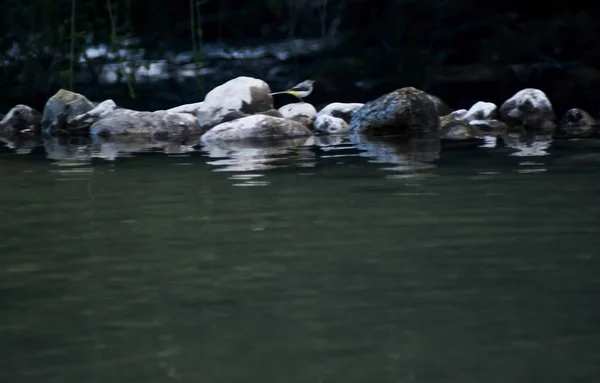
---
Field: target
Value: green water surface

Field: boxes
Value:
[1,134,600,382]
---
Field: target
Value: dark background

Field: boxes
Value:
[2,0,600,114]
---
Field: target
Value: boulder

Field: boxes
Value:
[41,89,95,132]
[499,88,557,132]
[557,108,597,138]
[463,101,497,121]
[278,102,317,127]
[68,100,117,132]
[200,115,311,142]
[426,94,454,116]
[317,102,364,123]
[167,102,204,114]
[257,109,284,118]
[314,114,349,134]
[195,76,274,129]
[439,113,481,141]
[90,109,204,138]
[349,87,438,136]
[0,105,41,135]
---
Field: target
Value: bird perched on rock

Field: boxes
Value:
[269,80,315,101]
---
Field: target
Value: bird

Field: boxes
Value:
[269,80,315,101]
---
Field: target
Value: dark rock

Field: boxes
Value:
[349,87,438,137]
[0,105,41,135]
[557,108,597,138]
[41,89,95,132]
[426,94,454,116]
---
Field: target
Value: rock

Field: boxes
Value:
[68,100,117,131]
[0,105,41,135]
[90,109,204,138]
[278,102,317,127]
[41,89,95,132]
[257,109,284,118]
[204,76,273,114]
[349,87,438,136]
[317,102,364,123]
[314,115,349,134]
[167,102,204,114]
[191,76,275,130]
[468,119,508,136]
[426,94,453,116]
[499,88,557,132]
[557,108,597,138]
[196,108,248,130]
[439,115,480,141]
[463,101,497,121]
[200,115,311,142]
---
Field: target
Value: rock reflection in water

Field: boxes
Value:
[200,137,312,174]
[40,135,200,163]
[501,131,553,157]
[0,134,42,155]
[350,131,440,172]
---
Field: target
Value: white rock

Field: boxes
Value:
[314,115,349,134]
[447,109,468,119]
[200,114,311,142]
[167,102,205,114]
[499,88,556,132]
[278,102,317,127]
[317,102,364,123]
[203,76,273,113]
[464,101,497,121]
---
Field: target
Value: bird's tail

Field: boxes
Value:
[269,91,288,96]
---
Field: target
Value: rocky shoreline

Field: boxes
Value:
[1,76,598,162]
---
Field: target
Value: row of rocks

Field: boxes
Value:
[0,76,598,146]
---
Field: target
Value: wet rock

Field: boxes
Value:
[499,88,557,132]
[317,102,364,123]
[557,108,597,138]
[68,100,117,132]
[314,115,349,134]
[463,101,497,121]
[439,114,481,141]
[0,105,41,135]
[349,87,438,136]
[90,109,204,138]
[200,114,311,142]
[278,102,317,127]
[41,89,95,132]
[194,76,274,130]
[426,94,453,116]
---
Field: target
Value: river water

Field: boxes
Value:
[1,134,600,382]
